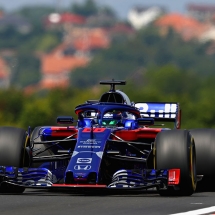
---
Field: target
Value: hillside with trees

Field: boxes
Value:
[70,27,215,88]
[0,0,214,129]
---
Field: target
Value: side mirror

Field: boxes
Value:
[57,116,74,124]
[137,118,154,126]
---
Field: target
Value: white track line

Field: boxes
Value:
[169,206,215,215]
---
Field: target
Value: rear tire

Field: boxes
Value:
[190,129,215,191]
[190,129,215,176]
[155,130,196,196]
[0,127,27,167]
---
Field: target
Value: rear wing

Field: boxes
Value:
[135,102,181,129]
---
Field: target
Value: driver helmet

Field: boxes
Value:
[102,110,122,126]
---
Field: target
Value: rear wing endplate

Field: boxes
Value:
[135,102,181,129]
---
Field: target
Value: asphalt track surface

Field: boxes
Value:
[1,185,215,215]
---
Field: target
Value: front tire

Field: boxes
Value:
[0,126,28,193]
[155,130,196,196]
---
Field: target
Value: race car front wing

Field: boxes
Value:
[0,166,180,192]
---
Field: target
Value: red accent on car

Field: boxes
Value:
[177,109,181,129]
[52,184,107,188]
[50,127,77,137]
[82,128,106,133]
[51,126,76,130]
[168,169,180,185]
[114,128,162,141]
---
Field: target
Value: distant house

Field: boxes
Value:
[44,12,86,29]
[155,13,210,41]
[39,26,111,89]
[40,48,89,89]
[71,27,110,52]
[187,4,215,23]
[0,57,10,89]
[128,6,166,30]
[199,27,215,42]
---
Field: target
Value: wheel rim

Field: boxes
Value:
[190,137,197,191]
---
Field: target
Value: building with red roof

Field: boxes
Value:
[187,4,215,22]
[155,13,210,41]
[40,52,89,89]
[44,12,86,29]
[72,28,110,51]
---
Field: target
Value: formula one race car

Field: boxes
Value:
[0,80,197,196]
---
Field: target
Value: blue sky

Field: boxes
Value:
[0,0,215,19]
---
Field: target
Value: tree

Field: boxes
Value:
[70,0,98,17]
[10,54,41,88]
[16,6,55,28]
[0,89,25,126]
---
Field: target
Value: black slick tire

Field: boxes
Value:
[0,126,27,193]
[190,129,215,191]
[190,129,215,176]
[155,129,196,196]
[0,127,27,167]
